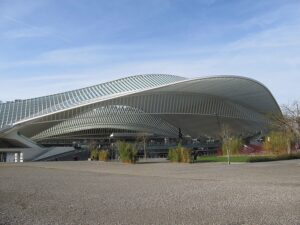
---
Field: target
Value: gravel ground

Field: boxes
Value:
[0,160,300,225]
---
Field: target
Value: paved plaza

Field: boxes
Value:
[0,160,300,225]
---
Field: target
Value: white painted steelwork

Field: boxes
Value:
[0,74,281,145]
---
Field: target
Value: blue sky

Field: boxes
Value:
[0,0,299,104]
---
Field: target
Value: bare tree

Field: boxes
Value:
[88,139,98,151]
[136,133,148,159]
[268,101,300,153]
[220,124,232,165]
[282,101,300,136]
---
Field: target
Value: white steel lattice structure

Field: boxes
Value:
[0,74,281,161]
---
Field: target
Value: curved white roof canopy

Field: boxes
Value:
[0,74,281,139]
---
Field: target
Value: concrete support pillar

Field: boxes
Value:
[14,153,18,162]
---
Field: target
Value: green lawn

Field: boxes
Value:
[196,155,250,163]
[196,153,300,163]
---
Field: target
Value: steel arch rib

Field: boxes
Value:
[0,74,281,139]
[12,75,280,125]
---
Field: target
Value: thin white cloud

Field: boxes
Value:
[0,45,107,68]
[238,2,300,29]
[3,27,51,39]
[1,15,71,43]
[227,24,300,50]
[0,0,47,20]
[0,1,299,104]
[1,20,300,103]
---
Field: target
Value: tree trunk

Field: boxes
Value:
[287,139,291,154]
[226,146,231,165]
[143,137,147,159]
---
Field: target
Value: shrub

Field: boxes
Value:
[222,137,244,155]
[117,141,138,163]
[90,149,99,160]
[263,131,293,155]
[168,144,191,163]
[181,147,192,163]
[168,148,181,162]
[99,150,110,161]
